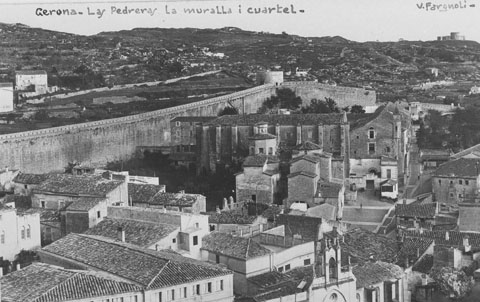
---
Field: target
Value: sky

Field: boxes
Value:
[0,0,478,42]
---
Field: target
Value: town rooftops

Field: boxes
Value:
[128,183,165,204]
[434,158,480,178]
[395,203,437,219]
[40,233,231,289]
[306,204,337,221]
[3,194,32,208]
[292,141,322,152]
[341,228,400,264]
[287,171,317,179]
[451,143,480,160]
[276,214,321,242]
[13,172,50,185]
[34,174,123,197]
[84,217,179,247]
[202,232,271,260]
[403,229,480,249]
[290,153,324,164]
[419,149,451,162]
[247,265,314,301]
[208,209,258,224]
[148,191,202,207]
[15,70,47,76]
[348,105,385,130]
[0,262,141,302]
[352,261,404,289]
[397,237,434,268]
[207,113,345,126]
[243,155,279,167]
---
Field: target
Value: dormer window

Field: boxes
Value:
[368,127,375,139]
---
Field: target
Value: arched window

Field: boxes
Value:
[21,226,26,239]
[368,127,375,139]
[329,257,337,279]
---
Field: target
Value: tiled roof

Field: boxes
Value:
[243,155,279,167]
[403,229,480,249]
[247,265,314,301]
[38,209,61,223]
[202,232,271,260]
[276,214,321,242]
[65,197,105,211]
[292,141,322,151]
[412,254,434,274]
[420,149,451,162]
[397,237,434,268]
[148,192,200,207]
[84,217,179,247]
[16,70,47,75]
[207,113,344,126]
[128,183,165,204]
[0,262,141,302]
[287,171,317,178]
[433,158,480,178]
[451,143,480,159]
[171,116,216,123]
[34,174,123,197]
[316,182,342,198]
[41,233,231,289]
[352,261,404,289]
[13,173,50,184]
[341,228,400,264]
[208,209,257,224]
[395,203,437,219]
[290,153,322,164]
[0,83,13,88]
[381,179,397,186]
[348,105,385,130]
[249,133,277,140]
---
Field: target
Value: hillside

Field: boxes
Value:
[1,23,480,102]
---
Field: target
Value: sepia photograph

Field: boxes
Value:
[0,0,479,301]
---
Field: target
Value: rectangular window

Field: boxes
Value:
[207,282,212,293]
[278,266,284,272]
[459,180,463,185]
[251,194,256,202]
[1,233,5,244]
[220,280,224,291]
[387,169,392,179]
[193,235,198,246]
[171,289,175,300]
[97,211,101,218]
[41,201,46,208]
[216,254,220,263]
[304,259,311,265]
[285,264,291,271]
[134,296,138,302]
[27,227,31,238]
[368,143,375,154]
[369,130,375,139]
[268,147,273,155]
[159,292,162,302]
[183,287,187,298]
[259,148,264,154]
[439,179,442,185]
[21,229,25,239]
[466,180,470,185]
[196,284,201,295]
[172,238,176,244]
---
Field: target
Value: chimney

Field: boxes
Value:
[416,248,420,258]
[16,263,21,271]
[117,227,125,242]
[445,231,450,241]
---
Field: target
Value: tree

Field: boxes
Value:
[218,106,239,116]
[301,97,340,114]
[351,104,366,114]
[431,266,474,301]
[257,88,302,113]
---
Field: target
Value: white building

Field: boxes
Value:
[0,204,41,261]
[0,83,14,112]
[15,70,48,95]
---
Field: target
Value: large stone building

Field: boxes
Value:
[0,83,14,112]
[195,113,350,175]
[432,158,480,205]
[15,70,48,94]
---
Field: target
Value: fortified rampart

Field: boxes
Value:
[282,82,376,108]
[0,82,376,173]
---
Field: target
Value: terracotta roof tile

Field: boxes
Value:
[128,183,165,204]
[316,182,342,198]
[395,203,437,219]
[397,237,434,268]
[65,197,105,211]
[13,173,50,185]
[352,261,404,289]
[202,232,271,260]
[403,229,480,249]
[41,233,231,289]
[84,217,179,247]
[243,155,279,167]
[249,133,277,140]
[276,214,321,242]
[434,158,480,178]
[148,192,201,207]
[0,262,141,302]
[34,174,123,197]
